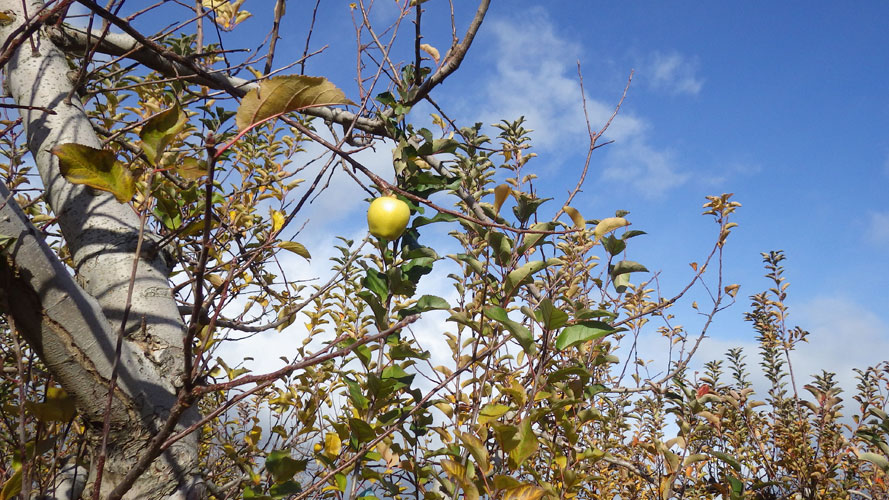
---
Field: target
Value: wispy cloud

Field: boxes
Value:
[866,211,889,246]
[643,51,704,96]
[600,140,689,198]
[470,9,687,198]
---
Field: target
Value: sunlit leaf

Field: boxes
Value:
[563,205,585,230]
[457,431,491,474]
[485,306,535,354]
[593,217,628,240]
[324,432,342,458]
[53,143,135,203]
[610,260,648,278]
[502,484,545,500]
[494,184,511,214]
[555,321,616,350]
[140,104,187,165]
[270,209,286,233]
[505,258,563,296]
[236,75,354,131]
[0,469,21,500]
[176,157,207,180]
[278,241,311,260]
[536,299,568,330]
[508,418,538,468]
[25,386,76,422]
[858,451,889,473]
[478,403,510,424]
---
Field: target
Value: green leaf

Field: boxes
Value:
[727,475,744,500]
[516,222,556,256]
[555,321,616,350]
[613,272,631,294]
[412,211,457,228]
[277,241,311,260]
[140,103,187,165]
[269,481,302,497]
[334,473,347,492]
[601,235,625,256]
[485,306,535,354]
[492,424,520,453]
[478,403,510,424]
[363,269,388,300]
[236,75,354,131]
[175,157,207,180]
[381,365,414,390]
[399,294,450,318]
[53,143,135,203]
[610,260,649,277]
[508,418,538,468]
[487,231,513,266]
[505,258,563,296]
[266,450,305,483]
[512,193,551,224]
[344,376,369,410]
[357,291,388,331]
[450,253,486,276]
[536,299,568,330]
[712,451,742,472]
[349,418,377,444]
[859,451,889,473]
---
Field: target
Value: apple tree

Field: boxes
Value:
[1,1,888,500]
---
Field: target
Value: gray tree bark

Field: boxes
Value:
[0,1,201,497]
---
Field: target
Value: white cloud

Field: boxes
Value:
[792,297,889,392]
[600,140,689,198]
[643,51,704,96]
[866,211,889,246]
[469,9,687,198]
[636,296,889,409]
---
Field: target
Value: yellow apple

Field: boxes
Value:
[367,195,410,240]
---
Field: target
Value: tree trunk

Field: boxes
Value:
[0,1,201,497]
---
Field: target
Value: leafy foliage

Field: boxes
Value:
[0,2,886,499]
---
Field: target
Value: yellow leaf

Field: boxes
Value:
[25,386,76,422]
[563,205,585,230]
[270,209,285,233]
[593,217,628,240]
[176,157,207,180]
[277,241,311,260]
[440,458,466,480]
[420,43,440,64]
[207,274,225,288]
[493,184,511,214]
[0,11,15,27]
[236,75,354,131]
[324,432,342,458]
[0,469,22,500]
[53,143,135,203]
[245,425,262,447]
[503,484,546,500]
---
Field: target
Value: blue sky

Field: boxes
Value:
[129,1,889,392]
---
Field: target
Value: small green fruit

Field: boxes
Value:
[367,195,410,240]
